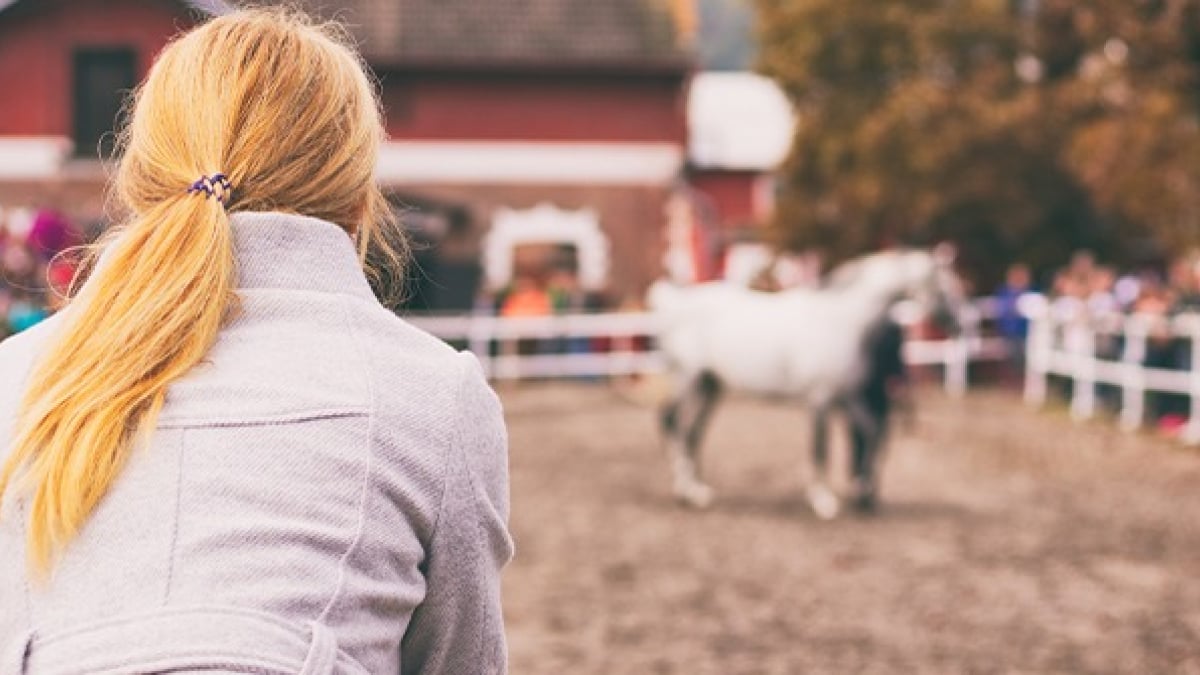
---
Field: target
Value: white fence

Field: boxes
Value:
[406,299,1009,395]
[408,312,663,381]
[410,294,1200,442]
[1023,300,1200,443]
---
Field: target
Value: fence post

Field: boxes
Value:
[494,317,522,381]
[1023,302,1050,407]
[552,314,568,379]
[1181,315,1200,445]
[609,314,634,380]
[1119,314,1147,432]
[468,314,494,379]
[944,305,977,397]
[1068,320,1097,421]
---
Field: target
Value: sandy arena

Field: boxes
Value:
[499,382,1200,674]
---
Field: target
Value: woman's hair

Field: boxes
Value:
[0,7,404,574]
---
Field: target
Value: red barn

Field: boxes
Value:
[0,0,225,218]
[0,0,694,309]
[301,0,694,309]
[682,71,794,284]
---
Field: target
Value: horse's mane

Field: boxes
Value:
[823,249,918,291]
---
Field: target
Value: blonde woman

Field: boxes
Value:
[0,9,512,674]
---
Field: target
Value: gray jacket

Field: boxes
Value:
[0,212,513,674]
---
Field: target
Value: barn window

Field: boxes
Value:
[72,48,136,159]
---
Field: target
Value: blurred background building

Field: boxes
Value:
[6,0,1200,327]
[0,0,791,316]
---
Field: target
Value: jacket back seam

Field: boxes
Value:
[316,297,378,624]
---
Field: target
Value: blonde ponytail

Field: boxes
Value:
[3,195,234,573]
[0,7,400,574]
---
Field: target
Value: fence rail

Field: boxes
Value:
[411,294,1200,443]
[408,312,663,381]
[406,299,1009,395]
[1023,301,1200,443]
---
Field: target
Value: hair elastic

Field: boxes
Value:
[187,173,232,205]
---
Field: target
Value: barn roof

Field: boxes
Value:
[0,0,232,17]
[291,0,692,72]
[0,0,689,72]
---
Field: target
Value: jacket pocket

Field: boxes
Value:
[166,415,372,617]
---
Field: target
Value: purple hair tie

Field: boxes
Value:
[187,173,232,205]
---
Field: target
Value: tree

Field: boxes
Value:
[1051,0,1200,253]
[757,0,1200,287]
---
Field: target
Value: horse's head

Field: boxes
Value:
[828,244,967,335]
[906,243,967,336]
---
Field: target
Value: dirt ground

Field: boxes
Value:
[498,381,1200,674]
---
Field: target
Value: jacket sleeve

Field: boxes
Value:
[401,353,514,675]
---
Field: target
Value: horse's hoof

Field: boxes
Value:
[850,481,878,514]
[675,483,715,509]
[807,485,840,520]
[852,493,878,514]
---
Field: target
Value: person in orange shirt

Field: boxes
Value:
[500,276,551,318]
[499,276,551,359]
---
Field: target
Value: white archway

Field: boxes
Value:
[483,203,610,291]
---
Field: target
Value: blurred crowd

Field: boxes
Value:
[1047,250,1200,322]
[8,206,1200,431]
[994,249,1200,434]
[0,206,81,340]
[993,250,1200,342]
[486,263,635,359]
[493,267,601,319]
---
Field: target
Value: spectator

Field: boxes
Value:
[0,204,82,340]
[547,266,592,361]
[1067,249,1097,289]
[27,203,79,263]
[1086,266,1119,318]
[0,11,512,671]
[547,266,584,314]
[1169,253,1200,315]
[6,289,48,333]
[499,275,551,357]
[1084,266,1122,409]
[500,275,551,318]
[1113,272,1141,312]
[1049,270,1085,323]
[1132,274,1187,433]
[994,262,1033,370]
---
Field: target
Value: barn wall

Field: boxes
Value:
[0,0,195,136]
[689,169,763,229]
[393,182,671,303]
[0,2,688,307]
[381,71,688,145]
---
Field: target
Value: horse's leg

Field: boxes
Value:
[681,372,723,502]
[846,394,883,513]
[659,391,680,441]
[666,373,717,508]
[686,371,722,454]
[806,403,840,520]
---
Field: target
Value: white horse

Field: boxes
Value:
[648,246,965,518]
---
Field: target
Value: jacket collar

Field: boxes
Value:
[230,211,376,301]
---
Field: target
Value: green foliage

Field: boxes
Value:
[758,0,1200,287]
